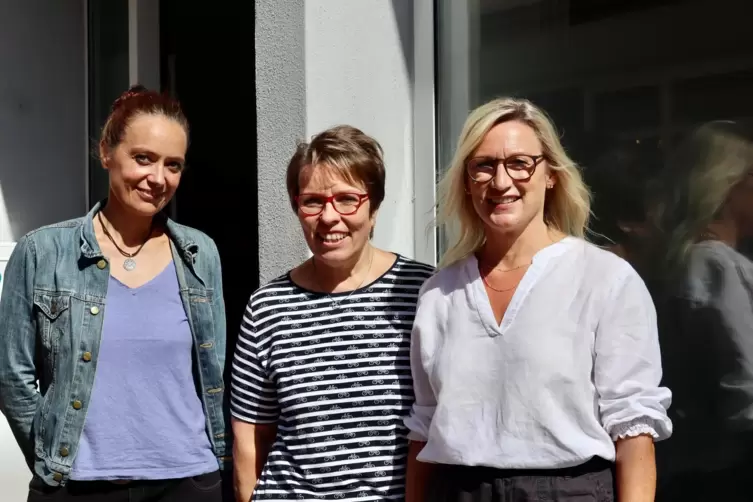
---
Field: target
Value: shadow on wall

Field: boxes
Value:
[0,1,87,242]
[390,0,414,83]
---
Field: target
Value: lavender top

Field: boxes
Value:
[70,260,218,480]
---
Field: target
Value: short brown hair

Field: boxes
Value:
[286,125,386,214]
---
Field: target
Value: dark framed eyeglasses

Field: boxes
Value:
[466,154,545,183]
[295,192,370,216]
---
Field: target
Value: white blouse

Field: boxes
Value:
[404,237,672,469]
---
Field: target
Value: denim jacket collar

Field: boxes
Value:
[79,200,201,276]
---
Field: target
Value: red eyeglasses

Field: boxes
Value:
[295,193,370,216]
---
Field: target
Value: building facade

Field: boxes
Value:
[2,0,753,499]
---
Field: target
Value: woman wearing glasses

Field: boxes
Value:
[230,125,434,501]
[404,98,672,502]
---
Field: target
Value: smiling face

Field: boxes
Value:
[466,120,554,236]
[101,113,187,217]
[296,164,376,267]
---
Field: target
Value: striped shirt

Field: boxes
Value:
[231,255,434,501]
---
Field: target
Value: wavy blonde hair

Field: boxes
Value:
[652,120,753,276]
[437,97,591,268]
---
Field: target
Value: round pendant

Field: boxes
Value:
[123,258,137,271]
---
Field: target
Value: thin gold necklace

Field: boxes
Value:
[479,262,531,274]
[478,259,531,293]
[311,248,375,310]
[481,270,525,293]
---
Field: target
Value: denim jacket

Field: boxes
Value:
[0,201,231,487]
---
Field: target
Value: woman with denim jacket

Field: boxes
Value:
[0,86,231,501]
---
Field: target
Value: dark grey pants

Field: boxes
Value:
[427,457,615,502]
[27,471,232,502]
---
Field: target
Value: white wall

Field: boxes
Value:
[0,241,24,502]
[253,0,437,277]
[304,0,435,264]
[0,1,86,499]
[0,1,87,243]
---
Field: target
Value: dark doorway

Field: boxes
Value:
[160,0,258,369]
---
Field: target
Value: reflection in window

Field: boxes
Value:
[437,0,753,499]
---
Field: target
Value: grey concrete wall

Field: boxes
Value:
[0,0,87,243]
[255,0,310,284]
[304,0,418,260]
[0,2,86,496]
[256,0,437,277]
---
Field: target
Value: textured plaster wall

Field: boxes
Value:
[255,0,310,284]
[305,0,416,259]
[256,0,424,282]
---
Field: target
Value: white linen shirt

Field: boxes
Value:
[404,237,672,469]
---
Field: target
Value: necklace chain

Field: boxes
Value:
[478,261,530,293]
[312,248,375,309]
[479,261,530,274]
[97,211,153,271]
[481,274,521,293]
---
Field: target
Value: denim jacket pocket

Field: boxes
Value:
[32,291,72,444]
[33,292,71,357]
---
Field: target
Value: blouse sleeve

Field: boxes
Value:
[681,245,753,431]
[229,298,280,424]
[404,282,443,442]
[594,266,673,441]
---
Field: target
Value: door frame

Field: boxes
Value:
[128,0,160,89]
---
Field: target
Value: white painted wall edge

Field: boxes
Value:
[413,0,437,266]
[0,241,16,261]
[0,241,25,502]
[0,242,16,299]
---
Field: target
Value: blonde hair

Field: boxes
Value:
[437,97,591,268]
[653,120,753,275]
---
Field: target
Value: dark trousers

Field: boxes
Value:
[657,465,751,502]
[428,457,615,502]
[27,470,233,502]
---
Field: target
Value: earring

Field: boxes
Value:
[546,181,554,189]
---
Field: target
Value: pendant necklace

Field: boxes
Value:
[97,211,153,271]
[313,248,375,310]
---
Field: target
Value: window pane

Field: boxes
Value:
[438,0,753,498]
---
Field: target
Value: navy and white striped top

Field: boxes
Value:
[231,255,434,501]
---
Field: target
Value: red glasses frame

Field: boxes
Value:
[294,192,370,216]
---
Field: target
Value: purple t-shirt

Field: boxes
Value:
[70,261,218,480]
